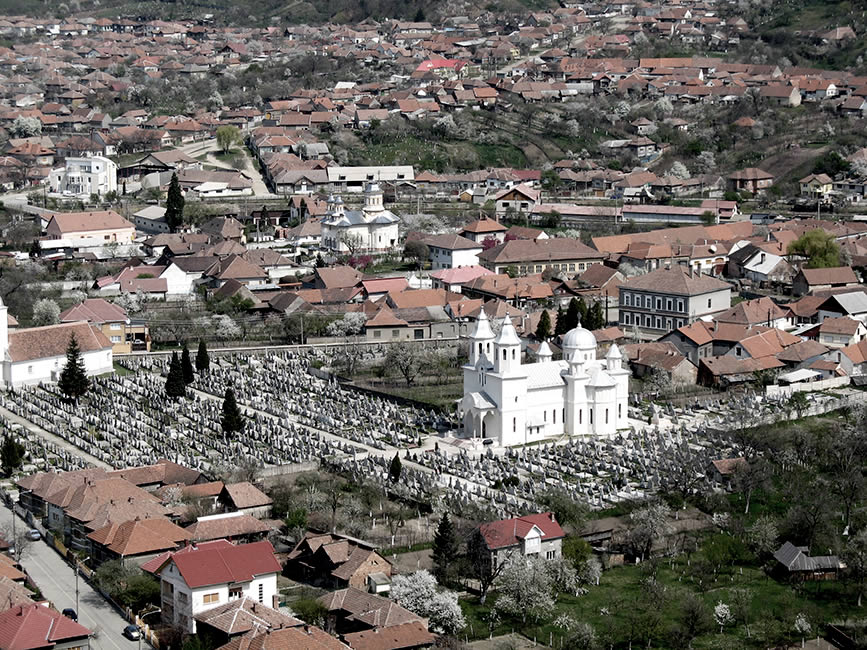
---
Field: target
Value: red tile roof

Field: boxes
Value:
[160,540,281,589]
[0,604,91,649]
[342,621,436,650]
[479,512,564,550]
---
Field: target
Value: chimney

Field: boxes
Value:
[549,512,556,522]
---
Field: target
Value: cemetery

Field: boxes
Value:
[0,346,858,521]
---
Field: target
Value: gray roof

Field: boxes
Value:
[773,541,842,572]
[323,209,398,227]
[821,290,867,315]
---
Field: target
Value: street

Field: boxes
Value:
[0,503,141,650]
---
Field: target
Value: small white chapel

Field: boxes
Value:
[459,311,630,446]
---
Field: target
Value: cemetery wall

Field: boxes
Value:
[765,376,851,398]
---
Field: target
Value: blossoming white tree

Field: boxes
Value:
[390,570,465,635]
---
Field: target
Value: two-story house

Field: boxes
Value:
[422,233,484,270]
[59,298,150,353]
[477,512,565,565]
[619,266,732,338]
[149,539,281,634]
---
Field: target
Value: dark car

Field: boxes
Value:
[61,608,77,622]
[123,625,141,641]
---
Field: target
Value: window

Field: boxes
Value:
[27,366,32,374]
[618,404,622,419]
[374,330,381,339]
[258,583,264,603]
[655,317,661,329]
[569,264,575,271]
[544,411,547,422]
[392,330,399,338]
[707,298,712,309]
[605,408,609,424]
[624,294,631,307]
[110,323,121,330]
[546,550,557,560]
[553,410,556,424]
[579,409,582,424]
[503,349,507,360]
[623,313,631,325]
[535,265,543,272]
[677,299,684,312]
[736,347,741,356]
[229,586,242,600]
[203,593,220,605]
[589,409,593,424]
[513,418,516,432]
[110,336,121,343]
[655,297,662,310]
[666,299,672,311]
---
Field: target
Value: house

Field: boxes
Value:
[0,604,91,650]
[477,512,565,565]
[48,156,117,198]
[622,342,697,385]
[799,173,833,198]
[760,85,802,107]
[151,539,281,633]
[318,587,429,638]
[727,168,774,194]
[194,597,305,649]
[184,511,272,544]
[817,291,867,323]
[811,316,867,349]
[59,298,150,353]
[287,532,392,592]
[773,541,842,581]
[44,210,136,249]
[133,205,169,234]
[459,217,508,244]
[707,457,748,486]
[87,516,190,567]
[493,183,540,216]
[422,233,483,270]
[477,238,605,275]
[430,265,494,293]
[200,216,246,244]
[792,266,860,296]
[0,305,113,388]
[619,266,732,337]
[713,296,793,330]
[219,483,272,519]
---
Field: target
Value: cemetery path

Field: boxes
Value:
[0,405,112,469]
[0,505,141,650]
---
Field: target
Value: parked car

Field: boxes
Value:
[123,625,141,641]
[62,608,78,622]
[26,529,40,541]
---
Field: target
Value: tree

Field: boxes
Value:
[164,352,186,399]
[586,301,605,331]
[700,210,717,226]
[9,115,41,138]
[714,601,733,633]
[747,515,779,561]
[180,343,194,385]
[842,529,867,607]
[732,458,770,514]
[669,161,690,179]
[58,336,90,403]
[0,435,25,477]
[535,310,552,340]
[535,488,588,531]
[787,229,841,269]
[627,503,672,560]
[495,555,556,624]
[215,125,241,155]
[403,240,429,269]
[466,528,509,604]
[165,173,185,233]
[555,305,567,335]
[432,513,460,585]
[388,453,402,484]
[385,342,424,386]
[675,593,711,647]
[195,340,210,373]
[31,298,60,326]
[390,571,465,635]
[221,387,245,437]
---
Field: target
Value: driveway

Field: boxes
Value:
[0,504,141,650]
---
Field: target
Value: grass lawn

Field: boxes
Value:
[460,546,857,648]
[112,361,135,376]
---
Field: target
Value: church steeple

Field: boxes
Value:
[494,316,521,373]
[468,310,495,367]
[362,180,384,216]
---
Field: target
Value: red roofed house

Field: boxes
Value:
[0,299,113,388]
[477,512,565,564]
[44,210,135,249]
[0,603,91,650]
[154,539,281,633]
[60,297,150,354]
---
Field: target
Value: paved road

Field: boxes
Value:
[0,504,140,650]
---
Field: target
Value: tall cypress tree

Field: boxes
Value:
[195,340,210,373]
[1,435,25,477]
[180,343,194,385]
[58,335,89,403]
[577,297,588,326]
[165,352,186,399]
[221,387,245,437]
[389,453,402,484]
[554,305,567,336]
[431,513,460,585]
[588,302,606,331]
[165,173,185,233]
[564,297,580,331]
[535,310,552,340]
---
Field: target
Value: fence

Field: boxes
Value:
[765,376,850,398]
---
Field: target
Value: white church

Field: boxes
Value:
[320,181,400,255]
[459,311,630,446]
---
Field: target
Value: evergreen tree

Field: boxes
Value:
[564,298,580,331]
[195,340,210,373]
[0,435,25,477]
[316,253,326,268]
[58,335,90,403]
[577,297,588,326]
[165,352,186,399]
[389,453,402,484]
[165,173,185,233]
[587,302,606,330]
[221,387,245,437]
[554,305,567,336]
[180,343,194,384]
[535,310,552,340]
[29,239,40,258]
[431,513,460,585]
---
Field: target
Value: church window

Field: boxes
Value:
[513,418,516,432]
[544,411,547,422]
[515,396,518,403]
[618,404,622,418]
[478,343,482,355]
[486,343,491,354]
[605,409,609,424]
[512,349,516,360]
[589,409,593,424]
[503,349,507,360]
[553,410,556,424]
[562,408,565,422]
[707,298,712,309]
[579,409,582,424]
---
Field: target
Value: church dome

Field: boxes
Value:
[561,325,597,351]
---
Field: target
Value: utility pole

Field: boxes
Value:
[75,556,90,614]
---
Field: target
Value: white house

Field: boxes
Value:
[49,156,117,197]
[320,182,400,255]
[0,299,113,387]
[154,539,281,634]
[459,312,630,446]
[423,233,483,270]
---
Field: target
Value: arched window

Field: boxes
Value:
[605,408,609,424]
[579,409,582,424]
[553,410,556,424]
[589,409,593,424]
[513,418,516,432]
[618,404,622,419]
[512,349,516,360]
[502,349,507,360]
[478,343,482,354]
